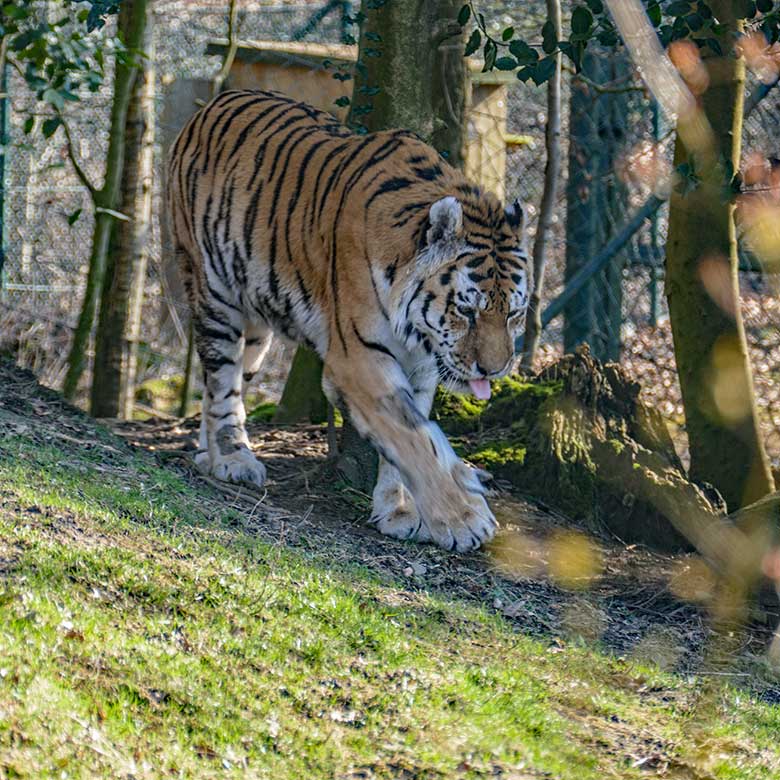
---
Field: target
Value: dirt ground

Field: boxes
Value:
[2,359,779,702]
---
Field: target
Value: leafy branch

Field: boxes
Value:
[457,0,780,88]
[2,0,121,155]
[56,108,97,198]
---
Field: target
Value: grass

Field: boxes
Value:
[1,421,780,778]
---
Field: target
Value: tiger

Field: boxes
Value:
[167,89,532,552]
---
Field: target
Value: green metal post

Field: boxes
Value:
[0,63,8,302]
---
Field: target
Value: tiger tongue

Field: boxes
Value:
[468,379,492,400]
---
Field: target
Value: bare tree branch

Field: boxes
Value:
[562,62,646,94]
[58,109,98,200]
[520,0,562,370]
[211,0,239,98]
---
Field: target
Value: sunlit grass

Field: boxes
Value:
[1,433,779,778]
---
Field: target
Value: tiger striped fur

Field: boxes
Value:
[167,89,532,552]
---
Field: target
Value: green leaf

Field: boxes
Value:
[365,31,382,42]
[42,87,65,111]
[647,2,662,26]
[334,95,351,107]
[705,37,723,54]
[542,19,557,53]
[572,40,586,71]
[509,39,539,64]
[532,56,557,85]
[686,12,704,30]
[483,38,497,71]
[597,29,618,46]
[41,116,61,138]
[23,116,34,134]
[502,25,514,41]
[666,1,691,15]
[585,0,604,11]
[457,3,471,26]
[516,65,535,82]
[757,0,773,11]
[67,208,82,226]
[571,6,593,35]
[4,4,28,20]
[464,28,481,56]
[495,56,517,70]
[11,25,46,52]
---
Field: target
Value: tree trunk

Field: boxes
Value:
[520,0,562,370]
[665,0,774,510]
[277,0,471,431]
[274,346,328,424]
[348,0,466,142]
[91,20,155,418]
[326,0,467,490]
[62,0,149,403]
[563,46,630,362]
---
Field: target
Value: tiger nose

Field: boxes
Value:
[476,344,512,377]
[476,358,511,378]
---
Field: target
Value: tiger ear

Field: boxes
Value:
[426,196,463,245]
[505,198,527,236]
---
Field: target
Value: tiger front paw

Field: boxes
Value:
[369,481,423,541]
[415,464,498,552]
[210,446,267,488]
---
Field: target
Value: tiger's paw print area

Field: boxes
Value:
[425,498,498,553]
[369,479,422,539]
[210,447,267,488]
[367,462,497,551]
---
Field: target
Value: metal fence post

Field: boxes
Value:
[0,63,7,303]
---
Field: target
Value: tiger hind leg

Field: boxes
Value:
[194,307,267,488]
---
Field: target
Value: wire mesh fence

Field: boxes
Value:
[2,0,780,463]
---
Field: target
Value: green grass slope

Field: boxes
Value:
[1,365,779,779]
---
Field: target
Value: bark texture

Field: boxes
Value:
[278,0,470,430]
[274,346,328,424]
[63,0,150,402]
[563,46,629,362]
[326,0,468,488]
[91,21,155,418]
[665,1,774,510]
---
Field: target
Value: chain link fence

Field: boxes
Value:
[2,0,780,463]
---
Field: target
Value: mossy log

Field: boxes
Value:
[437,345,728,551]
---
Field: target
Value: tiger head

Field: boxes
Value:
[396,192,531,400]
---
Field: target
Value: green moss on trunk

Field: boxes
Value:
[439,348,726,551]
